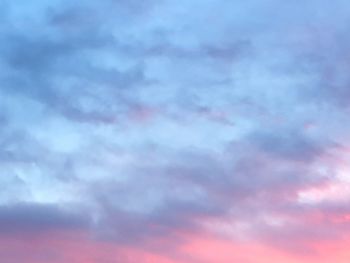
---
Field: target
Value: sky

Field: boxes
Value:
[1,0,350,262]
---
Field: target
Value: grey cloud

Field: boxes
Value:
[248,130,326,162]
[0,203,90,234]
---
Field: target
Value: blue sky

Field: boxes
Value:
[1,0,350,262]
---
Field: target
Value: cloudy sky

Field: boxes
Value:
[1,0,350,262]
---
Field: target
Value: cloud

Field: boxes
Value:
[0,203,89,235]
[1,0,350,262]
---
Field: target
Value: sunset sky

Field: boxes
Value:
[1,0,350,262]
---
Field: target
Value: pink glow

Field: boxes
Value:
[2,229,350,263]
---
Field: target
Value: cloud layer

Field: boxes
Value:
[1,0,350,262]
